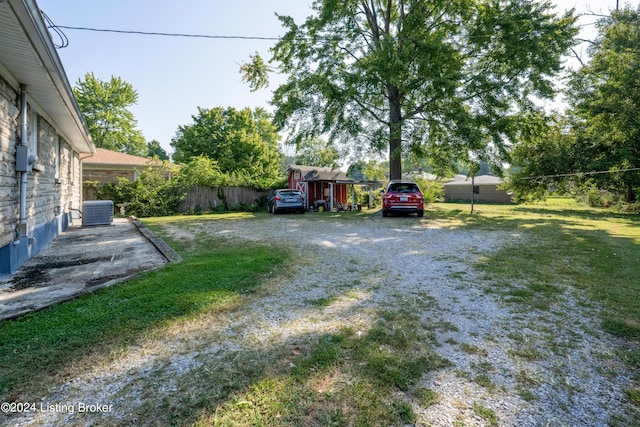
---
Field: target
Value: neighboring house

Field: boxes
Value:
[443,175,512,203]
[81,148,157,200]
[287,164,381,210]
[403,169,444,182]
[0,0,94,275]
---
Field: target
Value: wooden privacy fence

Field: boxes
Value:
[83,185,98,201]
[180,186,270,212]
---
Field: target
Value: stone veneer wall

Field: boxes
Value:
[0,75,83,275]
[0,77,19,249]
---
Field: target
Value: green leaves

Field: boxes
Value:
[170,107,282,181]
[254,0,578,179]
[564,6,640,201]
[293,136,340,168]
[73,73,146,155]
[239,53,271,92]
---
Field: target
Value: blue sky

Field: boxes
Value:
[37,0,621,156]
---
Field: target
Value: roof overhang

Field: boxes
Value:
[0,0,94,154]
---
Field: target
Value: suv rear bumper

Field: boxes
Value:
[382,205,424,217]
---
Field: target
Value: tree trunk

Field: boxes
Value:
[388,84,402,180]
[626,183,636,203]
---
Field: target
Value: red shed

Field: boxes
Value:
[287,165,351,211]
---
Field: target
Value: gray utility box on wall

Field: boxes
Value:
[82,200,114,226]
[15,145,29,172]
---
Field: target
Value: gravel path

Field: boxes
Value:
[8,215,633,426]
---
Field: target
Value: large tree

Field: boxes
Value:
[242,0,577,179]
[510,5,640,203]
[170,107,282,180]
[73,73,146,155]
[566,5,640,202]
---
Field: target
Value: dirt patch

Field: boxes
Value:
[7,256,120,291]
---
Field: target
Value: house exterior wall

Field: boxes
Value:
[444,184,511,203]
[0,78,19,250]
[0,76,82,275]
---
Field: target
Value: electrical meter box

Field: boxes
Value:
[15,145,29,172]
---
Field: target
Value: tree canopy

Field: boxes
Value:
[568,5,640,201]
[242,0,577,179]
[170,107,282,181]
[510,5,640,203]
[293,137,340,168]
[73,73,146,156]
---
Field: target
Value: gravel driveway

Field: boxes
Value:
[12,214,632,426]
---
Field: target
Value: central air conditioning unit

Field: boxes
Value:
[82,200,114,226]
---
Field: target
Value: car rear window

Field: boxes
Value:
[388,183,419,193]
[279,191,302,197]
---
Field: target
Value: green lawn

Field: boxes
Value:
[429,198,640,340]
[0,222,287,398]
[0,199,638,425]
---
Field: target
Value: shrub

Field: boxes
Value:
[588,189,614,207]
[414,178,444,204]
[97,163,185,217]
[91,156,288,216]
[619,202,640,214]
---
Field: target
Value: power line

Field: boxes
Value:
[41,11,69,48]
[46,9,600,47]
[53,25,281,42]
[519,167,640,181]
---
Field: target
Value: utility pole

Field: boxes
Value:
[470,175,475,214]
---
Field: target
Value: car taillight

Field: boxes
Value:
[275,196,281,201]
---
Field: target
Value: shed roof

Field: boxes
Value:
[82,148,155,168]
[288,164,349,182]
[444,175,505,186]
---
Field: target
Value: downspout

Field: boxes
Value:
[19,84,28,234]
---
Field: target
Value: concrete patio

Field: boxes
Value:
[0,218,179,320]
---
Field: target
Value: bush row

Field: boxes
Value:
[89,157,286,217]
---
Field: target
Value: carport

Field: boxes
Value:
[337,179,383,211]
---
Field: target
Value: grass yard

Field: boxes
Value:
[0,198,638,425]
[431,198,640,340]
[430,197,640,418]
[0,219,287,400]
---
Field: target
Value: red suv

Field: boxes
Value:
[382,180,424,217]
